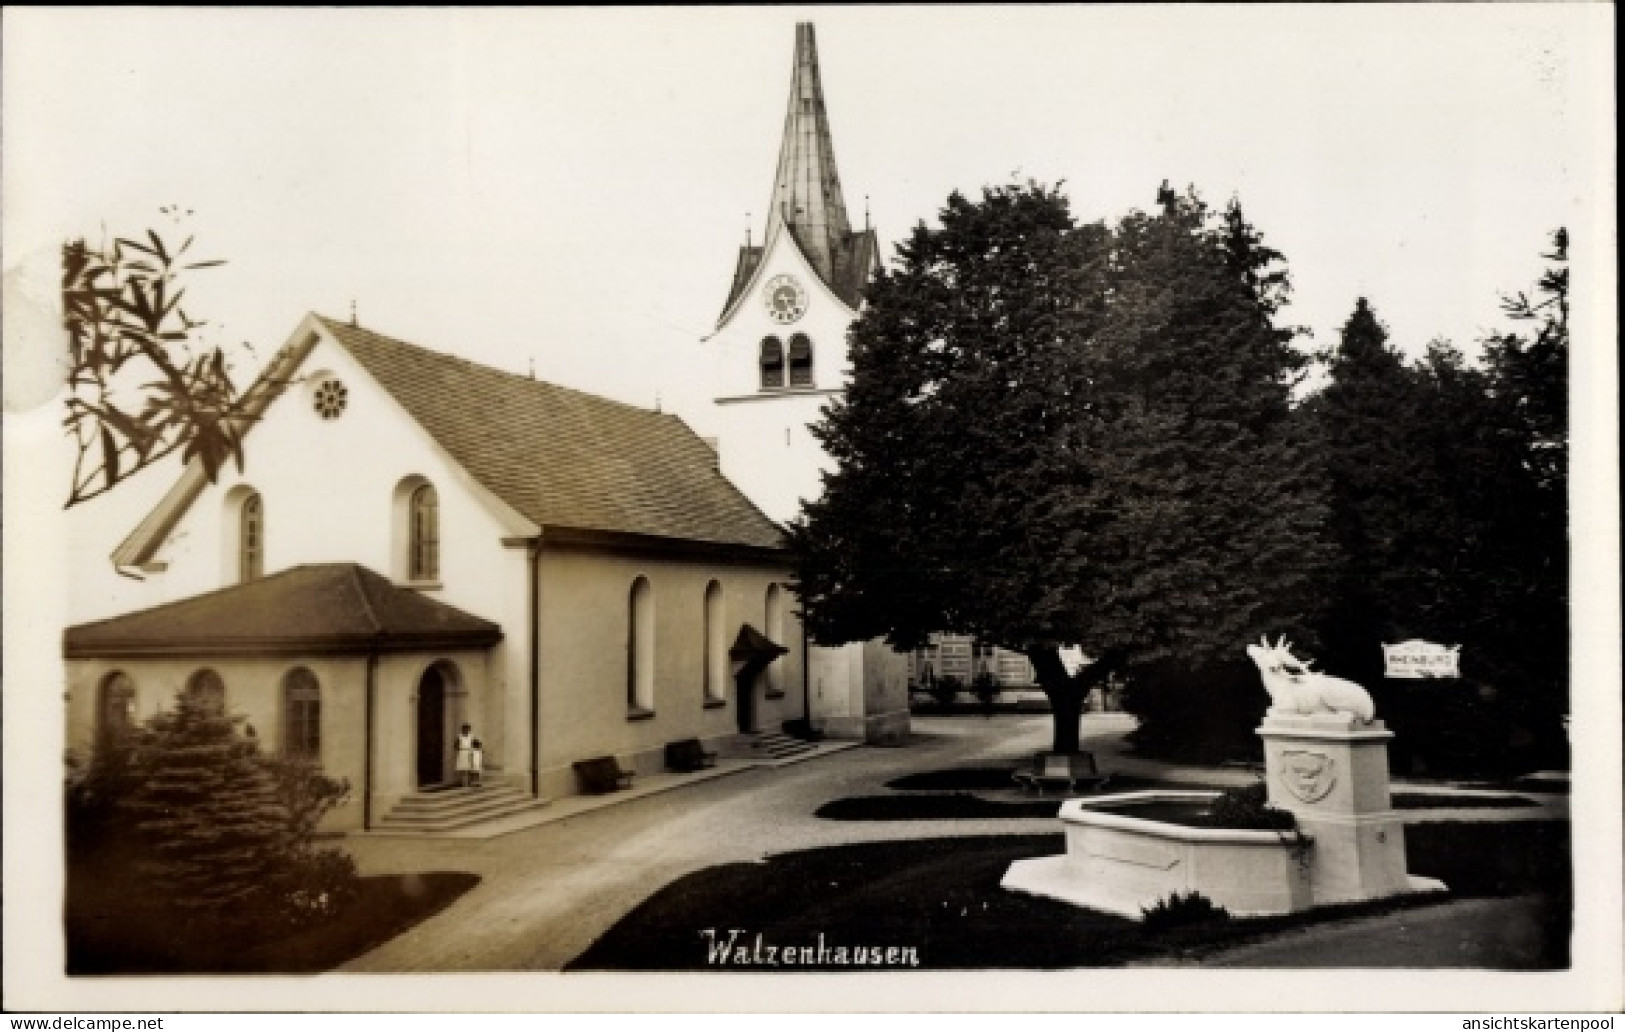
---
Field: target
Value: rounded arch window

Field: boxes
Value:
[759,336,785,389]
[409,483,440,580]
[627,576,655,714]
[239,491,264,582]
[282,667,322,762]
[97,672,137,753]
[765,583,785,695]
[186,669,226,717]
[788,334,813,387]
[703,581,726,705]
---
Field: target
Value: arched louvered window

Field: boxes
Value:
[788,334,813,387]
[409,484,440,580]
[283,668,322,762]
[760,336,785,389]
[240,493,264,582]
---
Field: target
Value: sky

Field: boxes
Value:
[3,5,1612,425]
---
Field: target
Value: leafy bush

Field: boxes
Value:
[1203,782,1296,831]
[928,674,964,708]
[1140,891,1231,931]
[971,671,1000,709]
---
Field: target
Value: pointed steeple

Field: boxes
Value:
[765,23,852,285]
[716,22,878,328]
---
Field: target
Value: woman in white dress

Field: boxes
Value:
[455,723,476,787]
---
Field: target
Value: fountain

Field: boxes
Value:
[1001,637,1447,919]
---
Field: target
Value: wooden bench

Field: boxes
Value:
[573,755,635,794]
[1012,751,1110,794]
[665,738,718,773]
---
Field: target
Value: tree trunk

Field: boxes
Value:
[1026,645,1123,755]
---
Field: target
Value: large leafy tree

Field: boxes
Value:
[789,182,1332,753]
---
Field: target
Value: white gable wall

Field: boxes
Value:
[103,325,533,781]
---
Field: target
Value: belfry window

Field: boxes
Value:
[760,336,785,389]
[788,334,813,387]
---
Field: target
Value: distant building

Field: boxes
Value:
[65,315,806,830]
[907,636,1037,689]
[697,23,909,744]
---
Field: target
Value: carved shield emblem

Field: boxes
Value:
[1279,750,1337,803]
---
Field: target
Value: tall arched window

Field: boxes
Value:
[759,336,785,389]
[627,576,655,715]
[764,583,785,695]
[97,672,137,754]
[703,581,726,705]
[788,334,813,387]
[409,484,440,580]
[186,669,226,716]
[282,667,321,762]
[239,492,264,582]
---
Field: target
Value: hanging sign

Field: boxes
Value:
[1383,640,1462,679]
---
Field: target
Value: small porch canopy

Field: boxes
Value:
[729,623,787,683]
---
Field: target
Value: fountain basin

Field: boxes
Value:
[1001,790,1315,920]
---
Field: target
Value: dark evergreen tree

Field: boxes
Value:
[121,690,291,917]
[117,689,356,925]
[1302,231,1569,775]
[790,182,1332,754]
[1473,230,1569,756]
[1304,297,1432,683]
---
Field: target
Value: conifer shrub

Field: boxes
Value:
[83,689,357,930]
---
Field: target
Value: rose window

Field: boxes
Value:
[313,378,348,420]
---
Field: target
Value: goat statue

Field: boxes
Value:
[1246,635,1376,724]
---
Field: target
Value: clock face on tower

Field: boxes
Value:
[763,274,808,324]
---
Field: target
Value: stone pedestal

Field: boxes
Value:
[1258,712,1446,905]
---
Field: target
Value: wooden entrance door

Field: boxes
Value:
[417,667,446,788]
[735,670,755,734]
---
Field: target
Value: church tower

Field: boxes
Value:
[703,23,908,745]
[706,22,881,527]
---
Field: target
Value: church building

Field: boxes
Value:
[698,23,910,743]
[65,315,808,831]
[63,22,913,833]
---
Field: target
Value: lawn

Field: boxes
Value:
[566,821,1570,971]
[67,856,479,975]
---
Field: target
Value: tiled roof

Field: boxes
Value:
[65,564,502,657]
[316,318,785,551]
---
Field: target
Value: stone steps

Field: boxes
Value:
[750,731,816,761]
[375,783,548,833]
